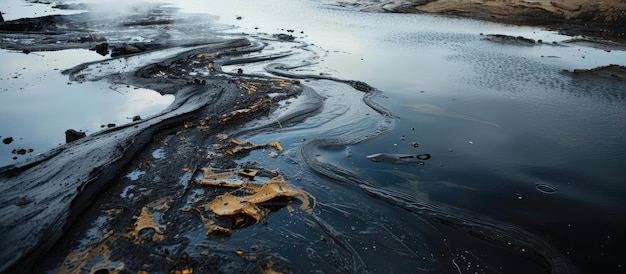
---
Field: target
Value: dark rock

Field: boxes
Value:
[350,81,374,92]
[2,137,12,144]
[107,123,116,128]
[483,34,536,45]
[65,129,86,143]
[571,64,626,79]
[273,33,295,41]
[132,115,141,121]
[12,148,27,155]
[90,42,109,56]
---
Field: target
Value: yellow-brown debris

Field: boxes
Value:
[191,168,314,232]
[220,98,271,124]
[269,78,293,89]
[123,198,170,244]
[263,261,287,274]
[195,168,246,188]
[239,83,258,95]
[209,176,315,222]
[238,168,259,178]
[225,139,283,155]
[196,53,219,59]
[56,231,124,274]
[170,265,193,274]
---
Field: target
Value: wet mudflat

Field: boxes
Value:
[2,0,626,273]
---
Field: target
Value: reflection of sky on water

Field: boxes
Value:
[0,49,174,167]
[0,0,85,20]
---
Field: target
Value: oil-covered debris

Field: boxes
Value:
[481,34,536,45]
[366,153,431,165]
[2,137,13,144]
[50,165,313,273]
[220,98,272,124]
[194,167,315,232]
[123,197,170,244]
[225,139,283,156]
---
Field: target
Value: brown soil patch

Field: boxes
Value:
[369,0,626,41]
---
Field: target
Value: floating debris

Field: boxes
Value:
[225,139,283,155]
[208,176,315,222]
[367,153,431,164]
[193,167,315,230]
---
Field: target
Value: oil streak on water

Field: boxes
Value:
[209,1,626,272]
[1,0,625,273]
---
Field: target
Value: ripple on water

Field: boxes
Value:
[534,183,558,195]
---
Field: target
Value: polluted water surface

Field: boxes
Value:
[0,0,625,273]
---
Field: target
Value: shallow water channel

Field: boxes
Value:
[1,0,626,273]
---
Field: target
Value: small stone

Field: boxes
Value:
[107,123,116,128]
[65,129,86,143]
[2,137,13,144]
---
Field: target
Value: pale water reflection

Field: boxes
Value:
[0,48,174,166]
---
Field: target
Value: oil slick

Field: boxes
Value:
[411,104,500,128]
[367,153,432,165]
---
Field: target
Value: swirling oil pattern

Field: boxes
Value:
[2,0,626,273]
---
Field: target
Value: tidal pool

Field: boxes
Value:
[1,0,625,273]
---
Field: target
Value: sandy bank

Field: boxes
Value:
[340,0,626,41]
